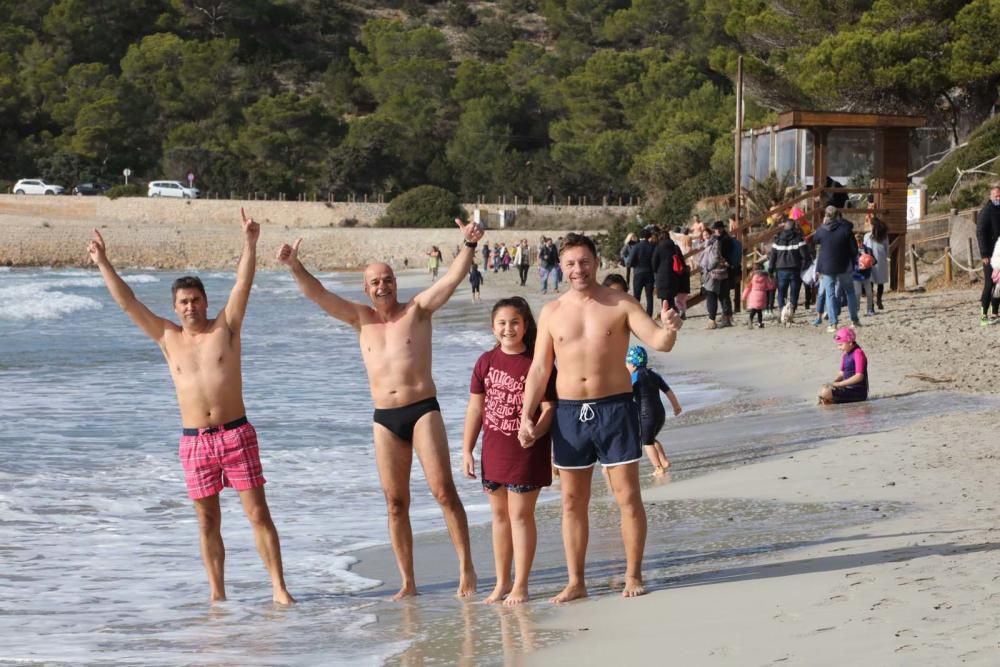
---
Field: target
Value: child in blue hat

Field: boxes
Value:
[626,345,682,475]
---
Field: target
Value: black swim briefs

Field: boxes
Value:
[373,396,441,442]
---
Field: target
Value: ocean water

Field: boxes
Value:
[0,267,725,665]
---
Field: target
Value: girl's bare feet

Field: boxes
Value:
[549,582,587,604]
[484,582,512,604]
[503,585,529,606]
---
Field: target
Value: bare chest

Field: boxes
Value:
[359,312,430,358]
[163,328,235,376]
[549,304,627,347]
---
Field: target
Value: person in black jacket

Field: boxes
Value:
[651,233,686,315]
[975,184,1000,324]
[768,217,812,320]
[626,228,655,315]
[812,206,859,331]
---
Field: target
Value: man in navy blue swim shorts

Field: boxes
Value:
[519,233,684,603]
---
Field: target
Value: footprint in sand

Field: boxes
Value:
[871,597,902,610]
[895,628,916,638]
[894,644,917,654]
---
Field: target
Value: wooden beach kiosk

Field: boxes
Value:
[734,110,926,291]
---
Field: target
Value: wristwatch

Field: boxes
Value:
[464,240,478,248]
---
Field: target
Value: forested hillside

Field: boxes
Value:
[3,0,1000,222]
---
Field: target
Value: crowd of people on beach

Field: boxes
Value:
[84,180,1000,611]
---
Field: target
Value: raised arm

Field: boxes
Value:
[222,208,258,331]
[276,237,367,329]
[87,229,169,342]
[518,303,555,445]
[626,297,682,352]
[413,218,484,313]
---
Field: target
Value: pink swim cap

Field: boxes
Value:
[833,327,856,343]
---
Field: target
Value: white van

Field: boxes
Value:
[148,181,199,198]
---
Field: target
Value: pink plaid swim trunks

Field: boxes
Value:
[178,417,265,499]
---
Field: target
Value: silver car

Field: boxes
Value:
[148,181,200,198]
[13,179,65,195]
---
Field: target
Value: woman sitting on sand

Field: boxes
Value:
[819,327,869,404]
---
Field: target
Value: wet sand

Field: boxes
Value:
[344,263,999,664]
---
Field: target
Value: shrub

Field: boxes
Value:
[105,184,144,199]
[377,185,466,227]
[595,218,642,266]
[924,115,1000,201]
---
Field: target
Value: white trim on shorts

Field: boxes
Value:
[552,461,597,470]
[601,456,643,468]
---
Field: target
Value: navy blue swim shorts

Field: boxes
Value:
[551,393,641,469]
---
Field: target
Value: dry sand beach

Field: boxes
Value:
[3,206,998,664]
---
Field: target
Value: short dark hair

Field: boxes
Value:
[171,276,206,302]
[602,273,628,290]
[639,228,651,240]
[559,232,597,257]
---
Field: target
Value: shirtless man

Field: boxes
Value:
[277,218,482,600]
[519,233,682,604]
[87,210,293,605]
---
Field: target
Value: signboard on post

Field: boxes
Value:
[123,168,131,185]
[187,172,195,187]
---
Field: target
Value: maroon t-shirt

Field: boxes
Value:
[470,347,555,487]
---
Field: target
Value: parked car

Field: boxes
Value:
[72,182,110,196]
[13,179,65,195]
[148,180,199,199]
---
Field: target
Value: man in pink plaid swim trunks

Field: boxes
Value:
[88,209,294,605]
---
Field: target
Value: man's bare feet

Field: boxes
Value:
[456,568,478,598]
[392,583,418,600]
[622,576,646,598]
[503,586,529,606]
[549,582,587,604]
[484,582,512,605]
[209,591,227,604]
[653,466,665,476]
[273,589,296,605]
[662,459,671,470]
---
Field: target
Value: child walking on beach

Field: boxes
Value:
[626,345,682,475]
[463,297,555,605]
[818,327,869,404]
[469,263,483,303]
[741,263,776,329]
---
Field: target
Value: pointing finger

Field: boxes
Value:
[240,207,247,224]
[92,228,105,245]
[292,237,302,253]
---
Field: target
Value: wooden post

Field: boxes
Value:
[944,246,953,286]
[968,237,976,280]
[734,55,744,230]
[910,244,918,287]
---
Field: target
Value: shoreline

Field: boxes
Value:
[5,217,997,663]
[334,262,997,663]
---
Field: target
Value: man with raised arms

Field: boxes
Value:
[519,233,682,603]
[276,218,483,600]
[87,210,294,605]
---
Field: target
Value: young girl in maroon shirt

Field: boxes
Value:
[462,297,556,605]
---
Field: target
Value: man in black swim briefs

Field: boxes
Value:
[277,219,483,600]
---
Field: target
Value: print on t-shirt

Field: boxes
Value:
[482,366,525,436]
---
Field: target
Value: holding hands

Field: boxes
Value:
[517,417,537,448]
